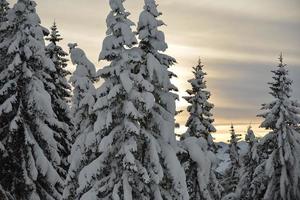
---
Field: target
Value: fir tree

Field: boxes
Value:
[250,54,300,200]
[179,59,222,200]
[221,125,241,199]
[45,22,72,128]
[137,0,179,148]
[234,126,259,200]
[0,0,64,199]
[182,59,217,150]
[137,0,189,198]
[62,43,97,200]
[75,0,188,199]
[45,21,72,179]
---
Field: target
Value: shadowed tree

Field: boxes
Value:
[45,22,73,179]
[0,0,66,199]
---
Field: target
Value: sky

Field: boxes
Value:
[8,0,300,141]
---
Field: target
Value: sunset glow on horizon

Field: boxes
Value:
[7,0,300,142]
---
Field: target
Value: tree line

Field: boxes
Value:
[0,0,299,200]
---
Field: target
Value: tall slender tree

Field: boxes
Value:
[62,43,97,200]
[179,60,222,200]
[182,59,217,150]
[137,0,179,148]
[234,126,259,200]
[137,0,189,198]
[0,0,64,199]
[250,54,300,200]
[75,0,188,199]
[45,22,72,179]
[221,125,241,199]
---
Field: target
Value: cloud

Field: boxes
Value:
[6,0,300,141]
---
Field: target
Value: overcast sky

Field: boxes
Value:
[8,0,300,141]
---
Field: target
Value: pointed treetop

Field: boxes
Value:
[279,52,283,64]
[228,124,241,144]
[245,126,256,143]
[195,57,204,71]
[259,54,300,129]
[198,57,202,66]
[46,21,63,44]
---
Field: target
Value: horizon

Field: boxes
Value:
[7,0,300,142]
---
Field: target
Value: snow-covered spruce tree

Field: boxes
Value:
[250,54,300,200]
[62,43,97,200]
[0,0,65,199]
[45,21,73,179]
[137,0,179,148]
[221,125,241,199]
[75,0,189,199]
[233,126,259,200]
[182,59,217,150]
[138,0,189,198]
[179,59,222,200]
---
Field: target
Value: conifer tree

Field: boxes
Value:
[45,22,72,129]
[138,0,189,198]
[0,0,64,199]
[182,59,217,150]
[179,59,222,200]
[234,126,259,200]
[221,125,241,199]
[62,44,97,200]
[137,0,179,148]
[45,22,72,179]
[250,54,300,200]
[75,0,188,199]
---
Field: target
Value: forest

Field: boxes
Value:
[0,0,300,200]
